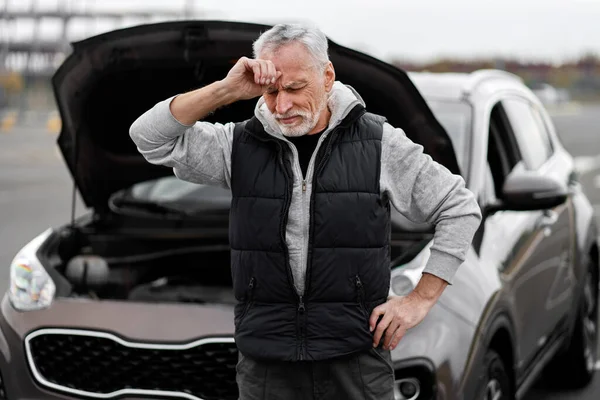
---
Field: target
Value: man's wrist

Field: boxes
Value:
[411,273,448,305]
[213,79,241,106]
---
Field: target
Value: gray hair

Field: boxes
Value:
[253,24,329,70]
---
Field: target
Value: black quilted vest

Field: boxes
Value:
[230,104,391,361]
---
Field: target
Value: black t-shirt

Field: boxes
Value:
[287,127,327,177]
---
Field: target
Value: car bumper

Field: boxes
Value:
[0,294,236,399]
[0,292,475,400]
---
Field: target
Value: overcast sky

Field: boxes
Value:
[4,0,600,63]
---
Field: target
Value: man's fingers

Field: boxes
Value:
[242,59,279,86]
[261,62,272,85]
[267,62,278,84]
[372,314,392,347]
[369,304,386,332]
[390,326,408,350]
[254,61,264,85]
[241,58,280,86]
[264,62,273,84]
[249,62,262,85]
[383,320,400,348]
[251,61,272,85]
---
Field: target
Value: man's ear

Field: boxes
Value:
[324,62,335,92]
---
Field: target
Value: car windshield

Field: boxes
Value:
[109,177,232,215]
[424,99,472,178]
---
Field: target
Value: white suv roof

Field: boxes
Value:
[408,69,524,101]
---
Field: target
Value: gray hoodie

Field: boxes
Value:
[129,81,482,295]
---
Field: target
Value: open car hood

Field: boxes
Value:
[53,20,459,211]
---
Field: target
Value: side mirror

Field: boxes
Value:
[492,169,568,211]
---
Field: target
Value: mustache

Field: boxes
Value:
[274,110,310,120]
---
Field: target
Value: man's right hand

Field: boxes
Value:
[223,57,282,101]
[170,57,281,125]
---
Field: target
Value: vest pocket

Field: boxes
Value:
[354,275,369,319]
[239,277,256,325]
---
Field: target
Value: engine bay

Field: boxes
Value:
[49,226,235,305]
[45,218,432,305]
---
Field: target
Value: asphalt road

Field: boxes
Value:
[0,103,599,399]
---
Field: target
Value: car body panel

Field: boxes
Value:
[410,70,598,397]
[389,301,478,400]
[1,295,234,342]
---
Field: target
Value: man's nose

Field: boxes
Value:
[275,92,293,115]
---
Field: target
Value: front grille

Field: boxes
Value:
[26,330,238,400]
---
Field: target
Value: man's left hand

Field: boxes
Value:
[369,293,434,350]
[369,273,449,350]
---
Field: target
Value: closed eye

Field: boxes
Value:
[266,85,305,95]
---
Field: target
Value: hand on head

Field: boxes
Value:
[224,57,282,101]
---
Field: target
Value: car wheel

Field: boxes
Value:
[477,350,511,400]
[544,258,598,389]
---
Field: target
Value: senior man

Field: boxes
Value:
[130,23,481,400]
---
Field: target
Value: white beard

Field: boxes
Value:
[274,94,328,137]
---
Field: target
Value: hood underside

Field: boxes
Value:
[53,20,459,210]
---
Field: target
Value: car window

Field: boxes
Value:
[424,99,472,177]
[487,102,523,198]
[109,176,232,214]
[530,104,555,154]
[501,99,553,170]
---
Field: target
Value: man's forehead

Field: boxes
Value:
[259,42,313,69]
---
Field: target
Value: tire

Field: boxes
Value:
[476,349,512,400]
[544,258,598,389]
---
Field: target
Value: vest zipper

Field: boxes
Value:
[355,275,368,319]
[277,143,307,361]
[277,146,298,298]
[300,181,306,360]
[298,295,306,360]
[239,277,256,324]
[248,276,255,294]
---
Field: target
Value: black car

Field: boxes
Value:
[0,21,596,400]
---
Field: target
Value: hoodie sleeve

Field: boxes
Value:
[129,96,234,189]
[380,123,482,284]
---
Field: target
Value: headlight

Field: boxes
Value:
[9,229,55,311]
[389,243,432,297]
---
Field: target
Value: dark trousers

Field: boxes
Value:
[236,346,395,400]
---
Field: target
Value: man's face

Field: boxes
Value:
[260,42,334,137]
